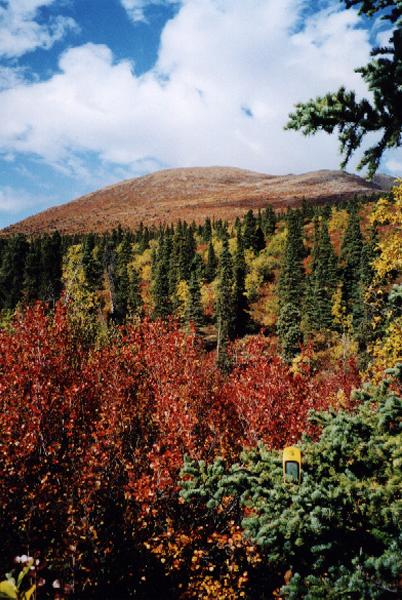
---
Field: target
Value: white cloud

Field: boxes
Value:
[375,28,394,47]
[0,65,27,89]
[121,0,180,23]
[0,184,46,213]
[0,0,77,58]
[0,0,400,183]
[385,158,402,176]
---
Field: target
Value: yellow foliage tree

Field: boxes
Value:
[367,181,402,376]
[369,181,402,279]
[63,244,103,344]
[175,279,190,320]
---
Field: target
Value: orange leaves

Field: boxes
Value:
[219,335,360,449]
[0,301,361,595]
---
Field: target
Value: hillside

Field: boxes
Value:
[2,167,392,235]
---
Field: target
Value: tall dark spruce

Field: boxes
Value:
[277,209,305,360]
[216,230,234,370]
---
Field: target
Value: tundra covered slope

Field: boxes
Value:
[3,166,393,235]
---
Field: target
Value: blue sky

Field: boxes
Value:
[0,0,400,228]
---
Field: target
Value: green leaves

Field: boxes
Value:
[180,367,402,597]
[286,2,402,178]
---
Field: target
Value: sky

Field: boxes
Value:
[0,0,401,228]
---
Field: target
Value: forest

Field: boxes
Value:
[0,184,401,599]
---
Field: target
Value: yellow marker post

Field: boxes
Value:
[283,446,302,483]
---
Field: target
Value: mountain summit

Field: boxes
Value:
[3,167,393,235]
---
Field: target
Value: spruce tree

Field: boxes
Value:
[181,365,402,598]
[356,224,380,360]
[152,234,173,319]
[83,234,96,286]
[187,259,205,330]
[278,210,305,305]
[169,224,182,307]
[22,239,41,304]
[82,233,103,294]
[233,229,249,336]
[128,265,142,318]
[180,225,196,281]
[306,218,338,332]
[262,205,276,237]
[277,302,303,362]
[205,241,218,283]
[0,235,29,310]
[360,224,379,287]
[216,232,234,369]
[253,225,265,252]
[243,209,257,250]
[339,208,364,329]
[39,232,63,303]
[112,236,132,323]
[277,210,305,359]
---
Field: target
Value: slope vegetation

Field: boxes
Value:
[3,166,392,235]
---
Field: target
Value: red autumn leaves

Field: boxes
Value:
[0,302,359,576]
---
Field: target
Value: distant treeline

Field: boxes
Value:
[0,193,388,365]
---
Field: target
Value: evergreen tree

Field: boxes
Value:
[127,265,142,318]
[233,229,249,336]
[112,235,132,323]
[136,221,145,245]
[306,218,338,332]
[253,225,265,252]
[169,225,182,306]
[339,208,364,329]
[262,205,276,237]
[356,224,380,361]
[277,302,303,361]
[205,241,218,283]
[111,225,124,246]
[39,232,63,303]
[139,225,151,252]
[187,259,204,330]
[277,210,305,359]
[301,198,314,222]
[286,2,402,178]
[216,232,234,369]
[0,235,29,309]
[181,365,402,599]
[243,209,257,250]
[22,239,41,304]
[82,234,99,290]
[360,224,379,287]
[180,225,196,281]
[152,234,173,320]
[278,210,305,305]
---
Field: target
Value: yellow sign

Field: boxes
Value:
[283,446,302,483]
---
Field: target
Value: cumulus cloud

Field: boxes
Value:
[385,158,402,176]
[375,28,395,47]
[0,184,46,213]
[120,0,180,23]
[0,65,27,90]
[0,0,77,58]
[0,0,399,184]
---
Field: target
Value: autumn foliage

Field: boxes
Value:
[0,302,360,596]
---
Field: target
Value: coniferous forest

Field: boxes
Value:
[0,184,401,598]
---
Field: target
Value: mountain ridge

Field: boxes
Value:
[2,166,395,235]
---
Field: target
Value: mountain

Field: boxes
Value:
[2,167,393,235]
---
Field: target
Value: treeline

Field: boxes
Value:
[0,194,393,366]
